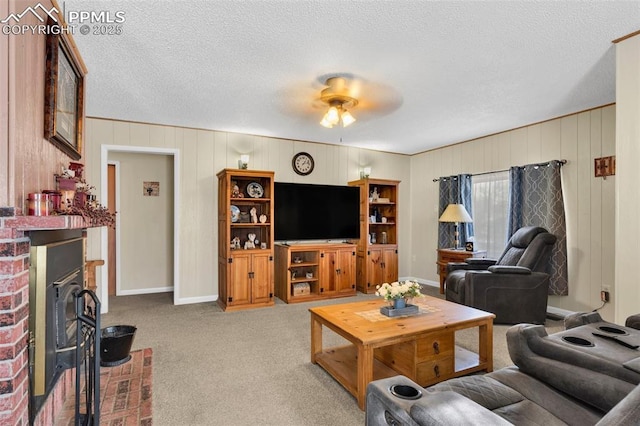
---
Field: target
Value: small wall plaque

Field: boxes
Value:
[594,156,615,178]
[143,181,159,196]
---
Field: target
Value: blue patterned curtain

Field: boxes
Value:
[438,174,473,248]
[508,160,568,295]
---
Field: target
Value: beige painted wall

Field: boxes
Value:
[84,118,412,304]
[109,152,174,293]
[409,105,617,320]
[615,33,640,324]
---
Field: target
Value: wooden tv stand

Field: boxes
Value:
[274,243,357,303]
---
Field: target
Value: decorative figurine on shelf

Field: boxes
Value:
[231,237,241,250]
[244,233,256,249]
[250,207,258,223]
[373,207,382,223]
[231,181,243,198]
[370,187,380,202]
[259,214,267,223]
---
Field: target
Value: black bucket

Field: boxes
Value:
[100,325,137,367]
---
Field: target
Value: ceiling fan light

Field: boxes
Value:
[341,110,356,127]
[326,106,340,125]
[320,114,334,128]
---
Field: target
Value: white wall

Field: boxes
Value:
[109,152,174,294]
[615,34,640,324]
[409,105,617,320]
[84,119,412,305]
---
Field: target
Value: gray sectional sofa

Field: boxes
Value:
[366,313,640,425]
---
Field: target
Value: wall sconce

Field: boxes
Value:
[360,167,372,179]
[239,155,250,169]
[594,156,615,178]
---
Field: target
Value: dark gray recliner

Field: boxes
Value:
[445,226,557,324]
[366,313,640,426]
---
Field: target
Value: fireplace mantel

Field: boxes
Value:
[2,214,102,231]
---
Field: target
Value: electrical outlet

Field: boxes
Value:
[601,290,610,303]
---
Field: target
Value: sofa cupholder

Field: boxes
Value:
[598,325,628,335]
[389,384,422,400]
[562,336,594,347]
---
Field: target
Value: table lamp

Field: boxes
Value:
[438,203,473,249]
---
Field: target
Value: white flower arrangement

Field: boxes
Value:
[375,280,422,302]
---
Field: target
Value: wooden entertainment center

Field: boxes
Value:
[217,169,398,309]
[274,243,357,303]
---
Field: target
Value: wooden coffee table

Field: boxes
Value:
[309,296,494,409]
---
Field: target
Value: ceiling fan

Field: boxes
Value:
[317,76,359,128]
[276,73,403,126]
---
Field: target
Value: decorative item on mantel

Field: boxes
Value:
[51,162,117,227]
[376,280,422,317]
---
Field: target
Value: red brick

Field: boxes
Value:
[0,323,24,346]
[0,295,12,310]
[0,303,28,328]
[13,271,29,292]
[0,258,26,276]
[0,346,13,361]
[0,228,19,239]
[0,379,13,394]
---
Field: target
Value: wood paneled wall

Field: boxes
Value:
[84,118,412,304]
[409,105,616,319]
[3,0,77,211]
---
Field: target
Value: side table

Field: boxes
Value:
[437,249,486,294]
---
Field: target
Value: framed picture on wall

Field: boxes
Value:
[44,18,86,160]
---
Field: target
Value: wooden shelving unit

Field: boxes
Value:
[274,243,356,303]
[217,169,275,311]
[348,178,400,294]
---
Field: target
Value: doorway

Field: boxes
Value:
[100,145,181,313]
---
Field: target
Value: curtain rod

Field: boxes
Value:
[432,159,567,182]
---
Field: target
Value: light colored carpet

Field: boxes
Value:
[102,286,563,425]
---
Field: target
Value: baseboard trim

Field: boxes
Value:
[118,286,173,296]
[175,295,218,305]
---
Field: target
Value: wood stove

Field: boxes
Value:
[28,230,84,419]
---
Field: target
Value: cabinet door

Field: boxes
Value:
[367,248,384,288]
[336,249,356,293]
[382,248,398,284]
[251,252,273,304]
[320,250,337,295]
[229,253,251,306]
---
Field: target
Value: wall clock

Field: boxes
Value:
[292,152,314,176]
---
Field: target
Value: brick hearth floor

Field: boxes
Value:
[54,348,153,425]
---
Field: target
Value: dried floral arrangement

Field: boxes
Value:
[54,168,116,228]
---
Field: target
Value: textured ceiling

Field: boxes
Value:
[65,0,639,155]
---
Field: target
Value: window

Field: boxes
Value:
[471,171,510,258]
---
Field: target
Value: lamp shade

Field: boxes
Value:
[438,204,473,223]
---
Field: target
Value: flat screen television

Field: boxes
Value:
[274,182,360,241]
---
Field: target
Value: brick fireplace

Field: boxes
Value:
[0,208,92,424]
[2,0,94,422]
